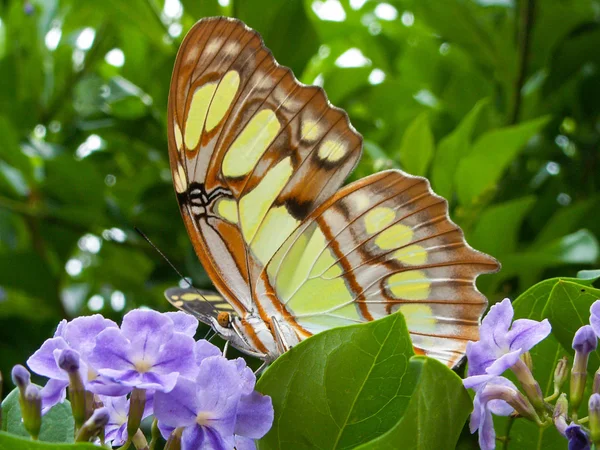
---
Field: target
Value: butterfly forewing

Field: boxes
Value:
[168,17,361,315]
[168,17,500,367]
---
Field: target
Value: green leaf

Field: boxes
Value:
[180,0,221,19]
[355,357,470,450]
[455,116,550,206]
[0,432,97,450]
[532,198,600,248]
[546,280,600,371]
[469,196,536,257]
[256,313,470,449]
[236,0,319,75]
[1,388,74,443]
[431,99,488,200]
[398,113,435,177]
[578,269,600,281]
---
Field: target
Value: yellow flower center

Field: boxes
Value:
[134,360,153,373]
[196,411,213,426]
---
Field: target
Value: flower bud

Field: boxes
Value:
[59,350,87,429]
[521,351,533,372]
[590,393,600,446]
[553,357,568,394]
[11,365,31,394]
[510,359,545,415]
[553,393,569,436]
[127,388,147,438]
[593,369,600,394]
[165,427,183,450]
[58,349,80,373]
[571,325,597,414]
[482,383,541,424]
[76,407,109,442]
[22,385,42,440]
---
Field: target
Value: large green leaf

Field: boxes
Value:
[469,196,536,257]
[431,99,488,200]
[455,116,550,206]
[1,387,74,443]
[256,313,470,449]
[355,357,470,450]
[0,432,97,450]
[235,0,319,75]
[397,113,435,177]
[546,280,600,371]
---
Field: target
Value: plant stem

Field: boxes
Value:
[502,416,516,450]
[509,0,536,124]
[149,418,160,450]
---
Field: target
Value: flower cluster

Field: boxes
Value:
[14,309,273,449]
[463,298,600,450]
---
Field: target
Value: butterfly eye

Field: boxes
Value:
[217,311,231,328]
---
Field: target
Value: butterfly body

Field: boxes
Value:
[165,17,500,368]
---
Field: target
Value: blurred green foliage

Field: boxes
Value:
[0,0,599,433]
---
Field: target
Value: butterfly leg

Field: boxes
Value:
[223,340,230,358]
[271,316,292,354]
[254,361,268,375]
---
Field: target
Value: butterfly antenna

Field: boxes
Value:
[133,227,218,313]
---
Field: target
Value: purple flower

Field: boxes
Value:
[466,376,517,450]
[26,315,118,412]
[573,325,598,354]
[101,394,154,446]
[165,311,198,337]
[466,298,551,377]
[89,310,197,394]
[590,300,600,338]
[154,355,273,450]
[565,424,591,450]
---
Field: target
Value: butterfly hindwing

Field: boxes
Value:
[168,17,362,316]
[165,287,235,326]
[255,170,499,366]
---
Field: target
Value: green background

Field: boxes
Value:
[0,0,599,447]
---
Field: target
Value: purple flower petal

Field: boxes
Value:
[235,436,257,450]
[158,421,175,441]
[507,318,552,353]
[590,300,600,337]
[195,340,222,367]
[120,309,173,351]
[233,358,256,395]
[465,341,497,377]
[27,337,70,380]
[139,371,180,392]
[54,319,67,338]
[573,325,598,354]
[88,328,134,371]
[40,378,68,414]
[165,312,198,337]
[463,374,495,390]
[235,391,274,439]
[154,376,199,428]
[195,357,243,443]
[566,424,591,450]
[153,332,197,378]
[182,424,231,450]
[485,348,523,376]
[88,374,132,397]
[479,298,513,345]
[63,315,117,358]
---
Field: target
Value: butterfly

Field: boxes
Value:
[164,16,500,368]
